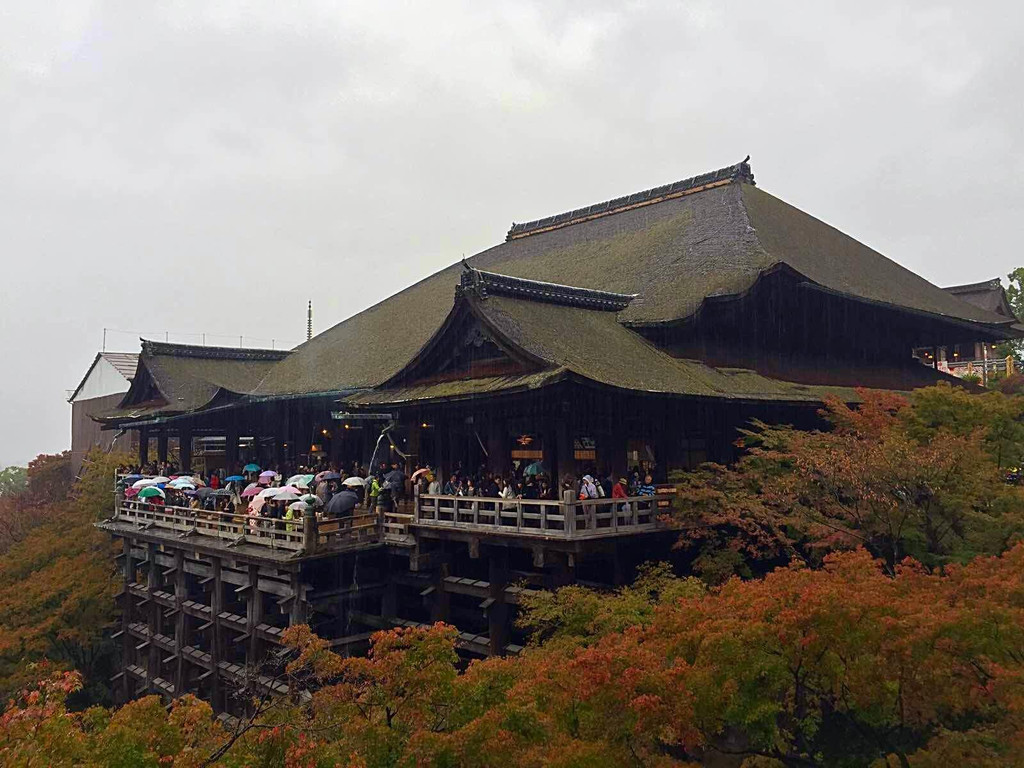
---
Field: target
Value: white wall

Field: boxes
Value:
[72,357,131,402]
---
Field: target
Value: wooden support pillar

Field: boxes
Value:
[487,419,509,478]
[430,561,450,623]
[173,550,186,695]
[179,427,193,473]
[120,537,135,702]
[225,425,239,475]
[381,555,398,619]
[246,564,262,665]
[209,557,224,711]
[146,543,161,693]
[554,415,573,484]
[487,547,509,656]
[157,431,169,464]
[138,428,149,467]
[288,571,308,626]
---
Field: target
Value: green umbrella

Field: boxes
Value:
[243,463,261,472]
[300,494,322,507]
[138,486,165,499]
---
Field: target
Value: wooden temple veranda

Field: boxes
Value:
[95,159,1023,711]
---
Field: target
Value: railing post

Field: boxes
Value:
[302,510,319,555]
[562,491,576,538]
[413,484,421,524]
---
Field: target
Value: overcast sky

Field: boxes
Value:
[2,1,1022,468]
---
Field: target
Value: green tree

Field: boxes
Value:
[0,466,27,498]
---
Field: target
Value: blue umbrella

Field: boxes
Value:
[243,463,261,472]
[524,461,546,477]
[224,475,245,482]
[124,474,143,482]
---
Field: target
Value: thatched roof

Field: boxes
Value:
[346,270,880,408]
[97,341,289,425]
[256,159,1018,399]
[943,279,1017,319]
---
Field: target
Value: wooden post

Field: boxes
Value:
[209,556,223,711]
[246,564,262,666]
[225,425,239,475]
[173,549,186,695]
[289,571,307,626]
[139,428,149,467]
[146,543,160,693]
[157,431,169,464]
[487,547,509,656]
[302,511,319,555]
[179,426,193,473]
[120,537,135,701]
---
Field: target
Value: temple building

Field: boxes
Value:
[68,351,139,475]
[99,159,1022,479]
[94,159,1023,710]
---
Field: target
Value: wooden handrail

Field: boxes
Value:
[413,490,660,539]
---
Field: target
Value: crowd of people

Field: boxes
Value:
[115,458,659,535]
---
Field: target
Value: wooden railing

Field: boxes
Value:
[113,499,382,556]
[413,491,662,539]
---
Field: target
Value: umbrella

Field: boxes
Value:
[248,496,267,515]
[342,476,367,487]
[151,476,171,484]
[193,487,216,499]
[243,463,261,472]
[132,478,159,489]
[124,487,140,498]
[300,494,323,507]
[321,471,341,481]
[411,467,430,481]
[241,484,262,498]
[288,501,309,513]
[224,475,245,482]
[168,478,196,489]
[258,487,282,498]
[124,474,143,482]
[524,461,546,477]
[275,485,301,495]
[138,486,165,499]
[286,474,306,486]
[274,490,301,502]
[259,470,277,478]
[314,470,330,482]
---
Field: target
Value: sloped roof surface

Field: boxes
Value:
[943,279,1016,318]
[101,352,140,380]
[252,160,1015,398]
[351,284,868,407]
[99,341,289,423]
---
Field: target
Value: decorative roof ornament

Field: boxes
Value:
[459,267,636,311]
[506,157,755,241]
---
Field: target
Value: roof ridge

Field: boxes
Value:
[460,266,636,311]
[141,339,291,362]
[943,278,1003,293]
[506,157,754,241]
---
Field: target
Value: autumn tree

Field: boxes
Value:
[671,384,1024,578]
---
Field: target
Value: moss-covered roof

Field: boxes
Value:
[97,341,288,424]
[346,285,877,407]
[253,161,1015,399]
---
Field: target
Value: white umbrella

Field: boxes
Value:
[342,476,367,487]
[151,476,171,484]
[132,478,159,489]
[168,478,195,489]
[285,474,307,486]
[274,490,301,502]
[288,501,309,512]
[258,487,281,498]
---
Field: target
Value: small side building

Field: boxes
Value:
[68,352,139,475]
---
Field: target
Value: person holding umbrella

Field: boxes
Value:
[326,484,360,525]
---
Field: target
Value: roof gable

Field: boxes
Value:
[252,159,1020,398]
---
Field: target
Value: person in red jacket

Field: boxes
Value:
[612,477,629,499]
